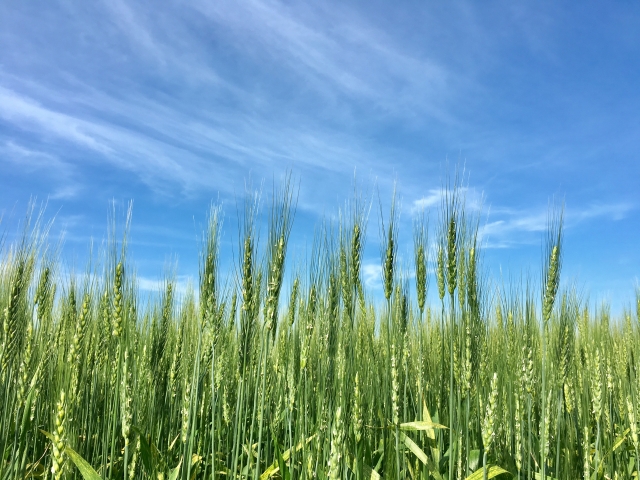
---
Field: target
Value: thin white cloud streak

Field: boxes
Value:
[4,0,413,198]
[409,180,636,250]
[362,262,382,290]
[192,0,455,122]
[0,80,399,202]
[1,141,68,174]
[0,88,111,153]
[409,183,635,250]
[0,86,200,194]
[97,0,231,88]
[570,203,634,223]
[0,141,81,200]
[103,0,167,64]
[0,0,488,204]
[2,1,637,227]
[95,0,455,123]
[137,275,195,298]
[480,202,635,249]
[50,186,82,201]
[0,88,243,190]
[411,190,443,212]
[64,272,196,300]
[410,187,484,216]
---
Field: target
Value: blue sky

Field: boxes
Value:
[1,1,638,313]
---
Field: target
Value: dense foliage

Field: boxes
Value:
[1,181,639,480]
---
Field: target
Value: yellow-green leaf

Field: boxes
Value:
[259,434,316,480]
[465,465,511,480]
[422,401,437,441]
[400,420,447,432]
[399,432,444,480]
[400,432,428,464]
[362,462,382,480]
[168,458,183,480]
[612,428,630,453]
[533,473,557,480]
[39,430,55,443]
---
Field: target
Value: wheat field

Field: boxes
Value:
[1,180,639,480]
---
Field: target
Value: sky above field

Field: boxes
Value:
[1,1,639,314]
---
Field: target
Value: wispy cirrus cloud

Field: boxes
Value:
[4,1,415,200]
[480,202,636,249]
[0,87,111,153]
[0,77,404,206]
[0,140,81,200]
[570,202,634,223]
[408,182,636,250]
[361,262,383,293]
[0,0,490,206]
[1,141,68,172]
[410,187,485,215]
[191,0,457,122]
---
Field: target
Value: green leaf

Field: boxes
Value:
[400,432,427,464]
[259,434,316,480]
[20,386,36,434]
[467,449,480,472]
[39,430,55,443]
[629,456,636,477]
[136,429,154,476]
[40,434,101,480]
[533,473,557,480]
[131,425,157,475]
[168,458,183,480]
[272,432,290,480]
[357,459,381,480]
[465,465,511,480]
[373,445,384,473]
[64,447,102,480]
[399,432,443,480]
[611,428,630,453]
[364,464,381,479]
